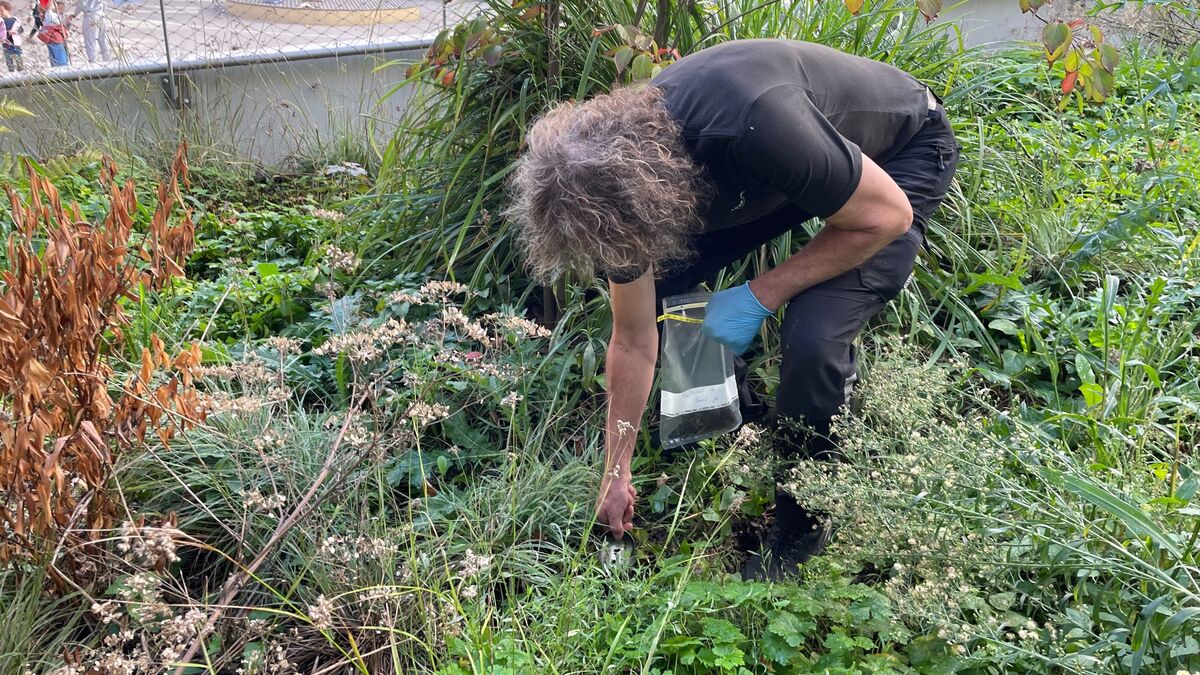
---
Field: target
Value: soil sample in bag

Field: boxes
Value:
[659,292,742,448]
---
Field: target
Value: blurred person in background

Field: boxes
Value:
[0,2,25,72]
[38,0,68,67]
[31,0,45,33]
[69,0,106,63]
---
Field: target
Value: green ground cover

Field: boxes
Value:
[2,1,1200,673]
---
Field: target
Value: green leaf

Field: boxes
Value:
[768,610,815,648]
[1139,363,1161,388]
[1042,22,1072,63]
[988,318,1020,336]
[702,617,746,645]
[631,53,654,80]
[256,262,280,278]
[989,592,1016,610]
[1064,49,1082,73]
[612,46,634,73]
[1177,478,1198,502]
[1075,353,1094,384]
[481,44,504,66]
[1080,382,1105,408]
[964,271,1024,293]
[1048,469,1183,557]
[1089,67,1114,102]
[205,632,223,656]
[1099,44,1119,72]
[1162,607,1200,634]
[442,412,492,452]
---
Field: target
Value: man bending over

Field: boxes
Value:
[507,39,959,580]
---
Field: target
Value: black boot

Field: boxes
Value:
[741,490,831,581]
[741,421,838,581]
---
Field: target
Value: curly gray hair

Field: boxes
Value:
[506,86,707,283]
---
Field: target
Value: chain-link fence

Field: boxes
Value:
[0,0,478,165]
[0,0,472,80]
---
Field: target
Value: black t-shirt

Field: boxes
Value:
[608,39,930,282]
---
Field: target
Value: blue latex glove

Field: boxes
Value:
[701,282,773,355]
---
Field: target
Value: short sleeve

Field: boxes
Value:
[733,84,863,219]
[603,266,647,285]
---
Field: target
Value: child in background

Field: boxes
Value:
[70,0,107,63]
[38,1,68,67]
[32,0,48,33]
[0,2,25,72]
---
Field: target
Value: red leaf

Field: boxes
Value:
[1061,70,1078,94]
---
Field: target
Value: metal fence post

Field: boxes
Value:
[158,0,182,107]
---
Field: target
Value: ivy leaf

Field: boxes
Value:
[917,0,941,22]
[1042,21,1072,64]
[844,0,865,15]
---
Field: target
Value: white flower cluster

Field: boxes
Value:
[420,279,468,299]
[323,162,367,178]
[264,336,302,356]
[459,548,493,577]
[116,520,182,568]
[239,488,287,513]
[323,244,360,273]
[312,207,345,223]
[406,401,450,427]
[441,306,490,343]
[483,312,552,339]
[312,319,409,363]
[307,594,336,630]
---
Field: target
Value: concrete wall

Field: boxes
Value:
[0,44,424,166]
[942,0,1088,47]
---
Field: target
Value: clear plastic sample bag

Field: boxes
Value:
[658,292,742,449]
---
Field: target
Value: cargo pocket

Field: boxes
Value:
[859,227,923,302]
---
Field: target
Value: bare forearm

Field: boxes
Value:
[603,340,656,476]
[749,224,901,311]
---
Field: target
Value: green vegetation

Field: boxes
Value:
[2,1,1199,673]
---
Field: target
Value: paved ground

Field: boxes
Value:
[2,0,475,79]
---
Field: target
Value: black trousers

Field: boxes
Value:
[657,108,960,454]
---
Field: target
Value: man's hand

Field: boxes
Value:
[596,470,636,539]
[701,282,774,355]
